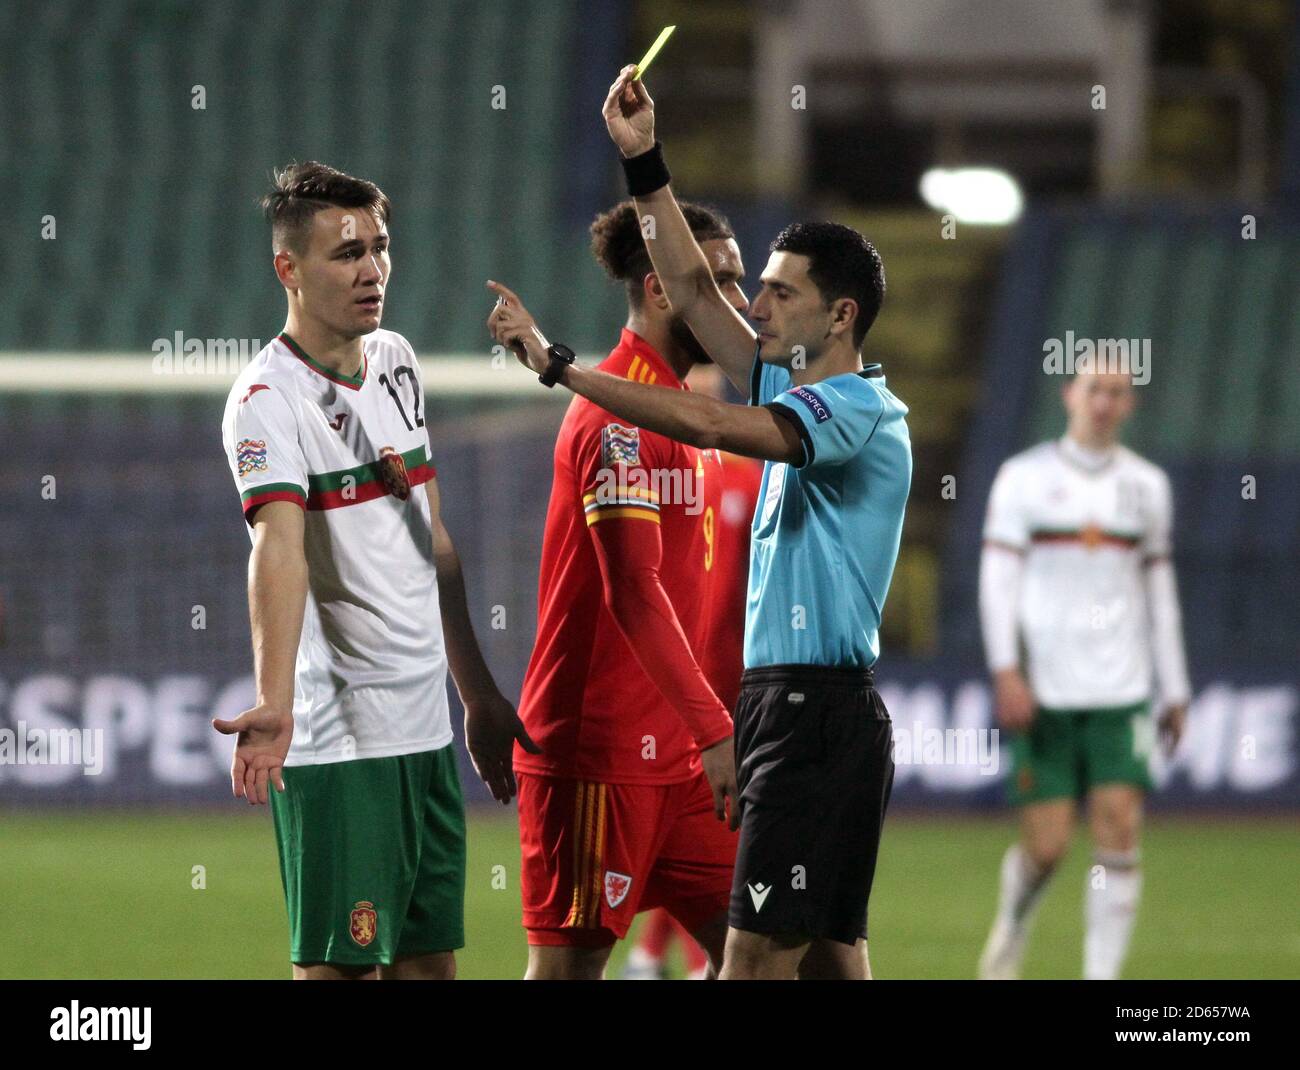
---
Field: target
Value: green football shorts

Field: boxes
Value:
[1008,701,1154,806]
[269,744,466,966]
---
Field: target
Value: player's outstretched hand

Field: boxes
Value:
[993,668,1036,732]
[486,280,550,376]
[212,703,293,805]
[602,64,655,159]
[1157,702,1187,756]
[465,691,540,805]
[699,737,740,830]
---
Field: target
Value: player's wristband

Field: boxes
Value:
[539,343,576,388]
[621,140,671,197]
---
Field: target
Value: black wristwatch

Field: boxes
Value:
[539,343,576,388]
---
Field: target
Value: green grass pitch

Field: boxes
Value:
[1,810,1295,979]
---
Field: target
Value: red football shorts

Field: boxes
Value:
[518,770,737,947]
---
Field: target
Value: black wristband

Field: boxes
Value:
[539,343,576,388]
[621,140,671,197]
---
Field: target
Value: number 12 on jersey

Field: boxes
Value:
[379,366,424,429]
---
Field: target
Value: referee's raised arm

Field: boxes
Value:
[602,66,757,395]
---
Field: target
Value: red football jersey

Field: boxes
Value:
[699,451,764,714]
[515,329,730,784]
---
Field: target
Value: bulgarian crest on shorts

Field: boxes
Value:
[604,871,633,909]
[378,445,411,500]
[349,900,378,947]
[601,424,640,468]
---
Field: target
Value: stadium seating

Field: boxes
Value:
[0,0,627,353]
[947,207,1300,668]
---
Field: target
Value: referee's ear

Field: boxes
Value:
[829,296,858,341]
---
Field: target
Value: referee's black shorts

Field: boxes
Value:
[728,663,894,947]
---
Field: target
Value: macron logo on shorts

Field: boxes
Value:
[748,881,772,913]
[789,386,831,423]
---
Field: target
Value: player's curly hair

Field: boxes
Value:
[590,199,734,307]
[770,221,885,349]
[262,161,391,253]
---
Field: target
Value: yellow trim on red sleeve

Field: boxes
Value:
[581,486,660,506]
[585,506,661,526]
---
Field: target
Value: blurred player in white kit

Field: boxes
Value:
[978,368,1190,980]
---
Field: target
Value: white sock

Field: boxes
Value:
[1084,848,1142,980]
[626,946,660,969]
[996,843,1053,930]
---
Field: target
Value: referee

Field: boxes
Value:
[487,66,912,980]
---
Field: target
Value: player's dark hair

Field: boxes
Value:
[590,200,734,307]
[769,222,885,349]
[262,161,392,254]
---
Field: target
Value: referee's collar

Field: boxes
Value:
[614,328,686,390]
[858,363,884,379]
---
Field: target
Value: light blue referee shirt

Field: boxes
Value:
[744,353,912,669]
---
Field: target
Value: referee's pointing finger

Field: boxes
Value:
[486,279,520,307]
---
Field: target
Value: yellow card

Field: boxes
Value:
[634,25,676,80]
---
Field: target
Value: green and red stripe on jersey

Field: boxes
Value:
[277,332,367,390]
[1029,526,1142,551]
[241,482,308,517]
[305,444,436,510]
[240,446,436,518]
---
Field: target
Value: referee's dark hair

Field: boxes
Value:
[591,200,734,307]
[770,222,885,349]
[263,161,392,254]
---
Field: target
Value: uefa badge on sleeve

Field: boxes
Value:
[789,385,831,423]
[378,446,411,500]
[236,439,268,477]
[601,424,640,468]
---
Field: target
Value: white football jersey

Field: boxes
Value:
[221,329,450,766]
[981,436,1188,709]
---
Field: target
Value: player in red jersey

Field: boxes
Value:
[694,369,766,714]
[504,201,750,980]
[625,365,765,980]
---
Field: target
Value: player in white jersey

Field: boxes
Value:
[977,370,1190,980]
[215,162,535,980]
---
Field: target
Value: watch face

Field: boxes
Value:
[540,344,574,387]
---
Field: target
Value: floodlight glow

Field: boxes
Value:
[919,168,1023,225]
